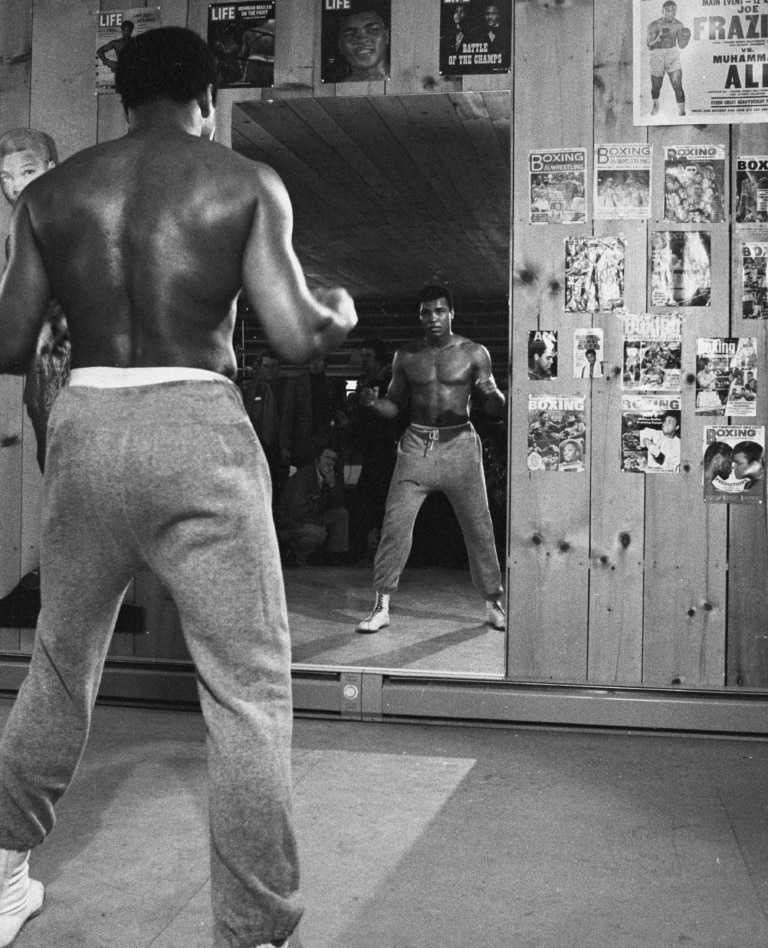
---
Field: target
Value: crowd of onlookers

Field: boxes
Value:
[236,341,398,567]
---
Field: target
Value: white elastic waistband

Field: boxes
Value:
[68,367,227,388]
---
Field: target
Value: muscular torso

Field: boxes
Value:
[395,336,480,427]
[648,17,684,49]
[25,130,262,378]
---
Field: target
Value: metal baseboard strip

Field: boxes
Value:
[379,679,768,735]
[0,659,767,735]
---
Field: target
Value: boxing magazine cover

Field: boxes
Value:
[651,230,711,307]
[593,143,652,220]
[736,155,768,228]
[95,7,161,93]
[663,145,725,223]
[634,0,768,126]
[207,2,276,89]
[527,394,587,473]
[621,393,682,474]
[529,149,587,224]
[528,330,558,380]
[742,241,768,318]
[622,313,682,392]
[439,0,512,76]
[564,237,625,312]
[703,425,765,504]
[573,328,604,379]
[695,337,758,417]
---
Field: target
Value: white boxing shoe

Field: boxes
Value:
[0,849,43,947]
[485,598,506,631]
[356,593,390,633]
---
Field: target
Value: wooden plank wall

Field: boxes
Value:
[1,0,767,691]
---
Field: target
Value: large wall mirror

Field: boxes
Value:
[232,92,510,678]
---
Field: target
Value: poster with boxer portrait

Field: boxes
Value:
[663,144,725,223]
[736,155,768,229]
[651,230,711,307]
[439,0,512,76]
[742,241,768,318]
[527,394,587,473]
[634,0,768,126]
[703,425,765,504]
[207,2,276,89]
[95,7,161,93]
[321,0,392,84]
[594,143,652,220]
[621,393,682,474]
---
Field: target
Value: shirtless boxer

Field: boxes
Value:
[0,27,356,948]
[355,284,506,633]
[647,1,690,116]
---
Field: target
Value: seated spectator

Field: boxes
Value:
[275,445,349,566]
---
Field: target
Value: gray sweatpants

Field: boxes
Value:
[373,422,503,600]
[0,378,302,947]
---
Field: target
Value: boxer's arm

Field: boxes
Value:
[242,163,357,364]
[0,197,52,374]
[473,344,505,416]
[360,351,405,419]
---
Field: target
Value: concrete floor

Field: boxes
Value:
[285,566,506,676]
[4,699,768,948]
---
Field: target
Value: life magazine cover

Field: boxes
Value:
[594,143,652,220]
[439,0,512,76]
[207,2,276,89]
[564,237,625,312]
[528,330,558,380]
[663,144,725,222]
[742,241,768,318]
[696,337,758,416]
[634,0,768,126]
[529,149,587,224]
[321,0,392,84]
[651,230,711,307]
[621,393,682,473]
[703,425,765,503]
[622,313,682,392]
[736,155,768,227]
[95,7,161,93]
[527,395,587,472]
[573,328,604,378]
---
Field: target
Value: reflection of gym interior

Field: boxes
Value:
[240,300,509,675]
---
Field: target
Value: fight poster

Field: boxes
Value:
[565,237,625,312]
[696,337,758,416]
[621,393,682,474]
[439,0,512,76]
[529,148,587,224]
[634,0,768,126]
[651,230,711,307]
[736,155,768,228]
[573,328,604,379]
[704,425,765,503]
[594,143,652,220]
[527,395,587,472]
[96,7,161,93]
[528,330,558,380]
[742,241,768,318]
[208,2,276,89]
[663,144,725,223]
[321,0,392,84]
[622,313,682,392]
